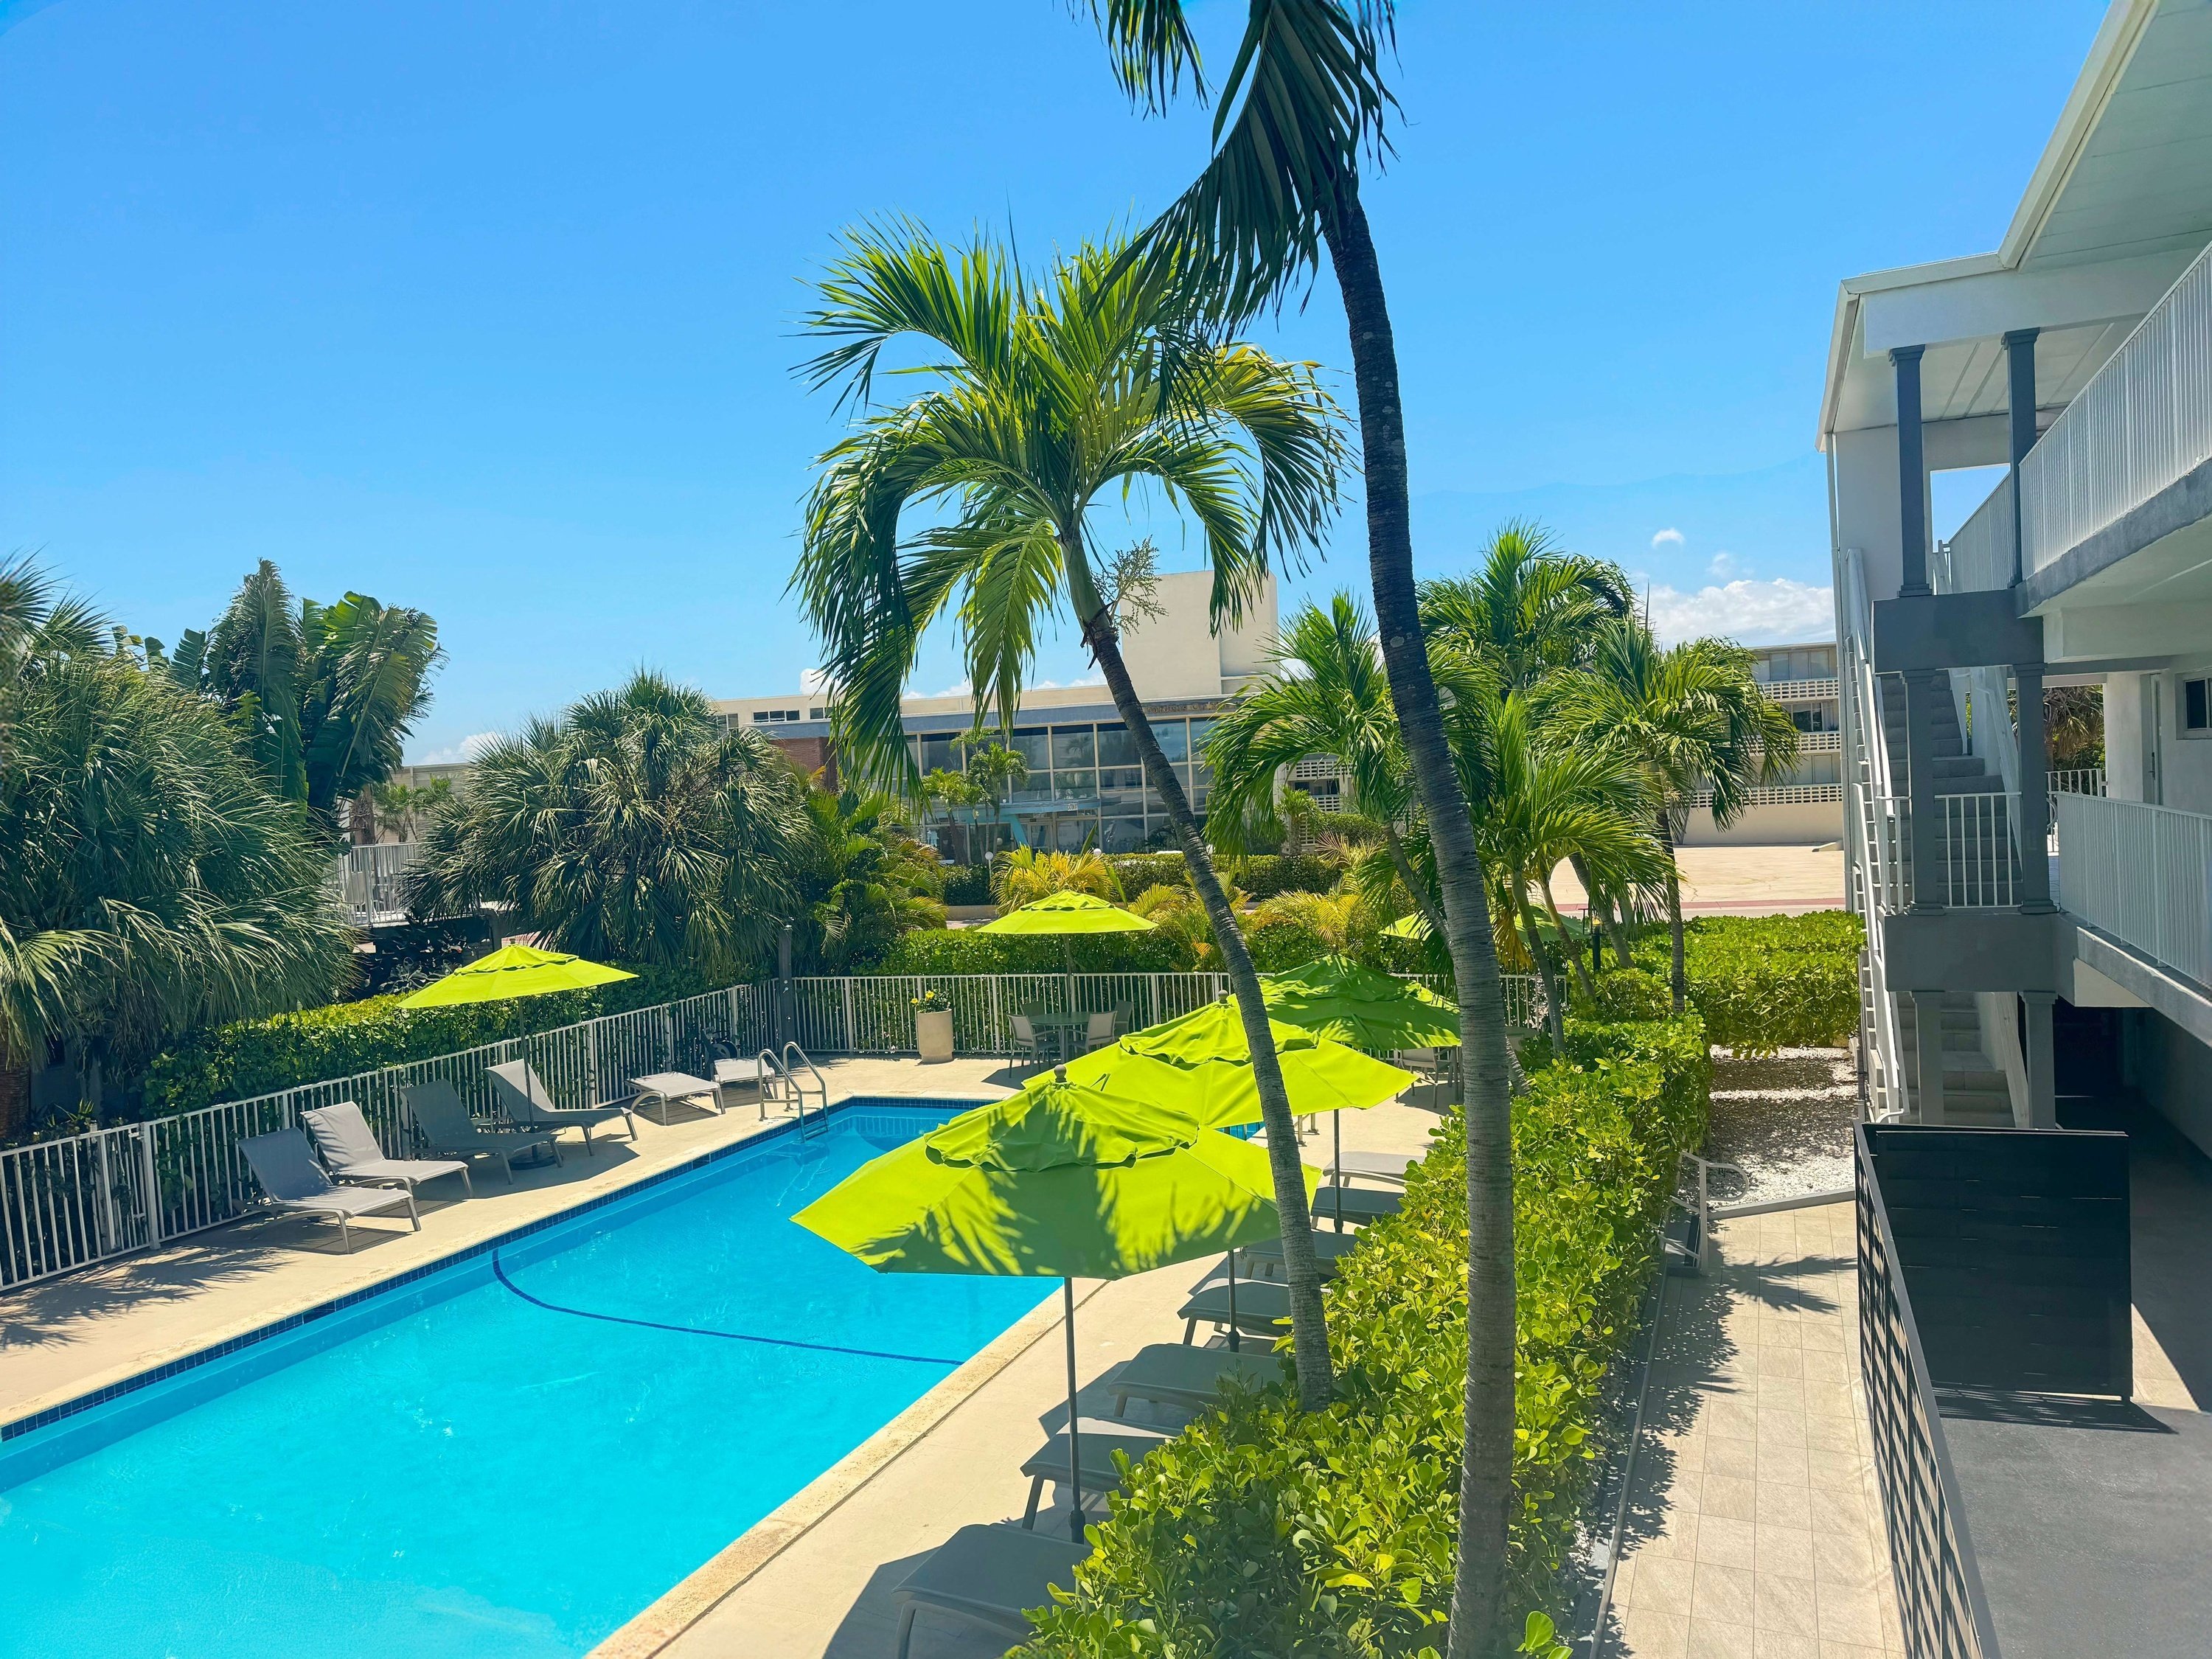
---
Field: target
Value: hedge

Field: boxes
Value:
[1019,1013,1708,1657]
[872,925,1200,977]
[1582,911,1863,1053]
[1105,852,1342,902]
[139,963,740,1120]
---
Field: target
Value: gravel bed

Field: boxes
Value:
[1700,1046,1857,1208]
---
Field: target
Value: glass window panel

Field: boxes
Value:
[1054,816,1097,853]
[1151,720,1189,763]
[1100,788,1147,818]
[1051,726,1097,769]
[1054,771,1098,800]
[919,735,960,773]
[1010,728,1052,770]
[1099,765,1144,790]
[1102,817,1148,853]
[1095,724,1138,767]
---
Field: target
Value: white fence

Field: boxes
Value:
[1934,480,2017,595]
[2022,235,2212,573]
[0,970,1545,1292]
[332,843,422,926]
[2057,793,2212,989]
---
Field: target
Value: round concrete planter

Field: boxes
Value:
[915,1007,954,1062]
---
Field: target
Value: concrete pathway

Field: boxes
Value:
[1605,1201,1906,1659]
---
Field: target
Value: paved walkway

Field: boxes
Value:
[0,1057,1015,1427]
[1551,846,1844,917]
[1606,1201,1907,1659]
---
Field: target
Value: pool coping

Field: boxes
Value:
[0,1096,998,1445]
[588,1276,1108,1659]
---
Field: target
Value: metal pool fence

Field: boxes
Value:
[0,969,1543,1291]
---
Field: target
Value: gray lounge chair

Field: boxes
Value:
[1312,1183,1401,1227]
[487,1060,638,1154]
[238,1128,420,1252]
[1107,1342,1285,1418]
[891,1523,1089,1659]
[1235,1226,1363,1281]
[1018,1419,1173,1528]
[1178,1276,1293,1345]
[302,1102,472,1198]
[403,1080,557,1183]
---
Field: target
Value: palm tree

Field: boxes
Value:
[1551,620,1801,1012]
[1205,592,1444,938]
[792,226,1349,1409]
[994,847,1124,912]
[1418,522,1630,694]
[408,671,804,975]
[170,561,444,830]
[0,560,355,1136]
[794,787,945,970]
[1075,11,1522,1636]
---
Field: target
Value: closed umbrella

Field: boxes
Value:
[793,1072,1311,1539]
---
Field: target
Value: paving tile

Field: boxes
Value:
[1753,1523,1816,1580]
[1685,1618,1759,1658]
[1808,1486,1873,1540]
[1626,1555,1697,1615]
[1694,1513,1757,1570]
[1754,1571,1823,1637]
[1817,1645,1885,1659]
[1630,1509,1700,1560]
[1754,1629,1823,1659]
[1705,1398,1760,1440]
[1705,1434,1758,1481]
[1754,1345,1806,1378]
[1691,1561,1758,1627]
[1756,1481,1815,1531]
[1815,1583,1888,1647]
[1756,1440,1811,1485]
[1617,1604,1691,1658]
[1805,1448,1868,1492]
[1756,1407,1809,1446]
[1702,1476,1758,1522]
[1812,1528,1881,1589]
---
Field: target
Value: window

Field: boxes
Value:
[1096,724,1138,767]
[2186,676,2211,734]
[1152,720,1189,763]
[1051,726,1097,770]
[751,709,801,724]
[919,735,961,773]
[1009,728,1052,771]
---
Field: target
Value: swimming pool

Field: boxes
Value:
[0,1100,1049,1658]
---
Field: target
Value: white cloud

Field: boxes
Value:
[926,674,1106,700]
[1706,550,1739,580]
[799,667,831,696]
[414,731,501,765]
[1643,577,1833,647]
[1650,527,1685,550]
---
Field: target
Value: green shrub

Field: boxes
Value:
[1020,1012,1708,1656]
[139,963,736,1119]
[1107,852,1343,902]
[942,865,994,905]
[872,925,1200,977]
[1619,911,1862,1053]
[1107,853,1190,894]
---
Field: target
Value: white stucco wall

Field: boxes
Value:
[1116,569,1277,701]
[1676,800,1843,847]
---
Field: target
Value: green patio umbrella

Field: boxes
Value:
[1380,911,1431,941]
[1064,996,1416,1228]
[1261,955,1460,1053]
[978,891,1155,1041]
[397,944,635,1009]
[794,1072,1312,1538]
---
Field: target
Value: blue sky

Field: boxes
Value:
[1,1,2105,762]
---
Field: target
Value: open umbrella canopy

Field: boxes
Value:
[397,944,635,1009]
[1056,998,1416,1128]
[1380,912,1430,942]
[975,891,1156,936]
[791,1075,1304,1278]
[1262,955,1460,1052]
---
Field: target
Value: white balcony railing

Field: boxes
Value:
[1760,678,1840,703]
[1685,782,1845,810]
[1937,792,2019,908]
[1841,549,1912,1120]
[2022,236,2212,574]
[1933,477,2019,595]
[2051,767,2107,801]
[332,842,420,925]
[2056,793,2212,989]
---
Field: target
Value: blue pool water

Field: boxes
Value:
[0,1102,1050,1658]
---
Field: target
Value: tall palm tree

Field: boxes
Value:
[1205,591,1442,937]
[408,671,804,975]
[1075,10,1522,1638]
[1417,521,1630,694]
[0,561,354,1136]
[1551,620,1801,1011]
[792,226,1350,1409]
[170,561,445,830]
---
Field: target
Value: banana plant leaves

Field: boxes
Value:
[792,1076,1308,1278]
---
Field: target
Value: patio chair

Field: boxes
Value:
[1010,1015,1045,1072]
[237,1128,420,1253]
[1107,1342,1284,1419]
[403,1080,558,1183]
[302,1102,473,1199]
[1111,1001,1133,1035]
[487,1060,639,1155]
[1018,1419,1174,1528]
[1082,1010,1116,1054]
[1311,1183,1402,1228]
[1177,1276,1292,1346]
[712,1054,777,1116]
[1234,1226,1363,1281]
[889,1523,1090,1659]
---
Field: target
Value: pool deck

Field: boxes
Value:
[0,1057,1016,1432]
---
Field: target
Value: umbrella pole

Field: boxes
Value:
[1062,1276,1084,1541]
[1333,1110,1345,1234]
[1225,1248,1239,1352]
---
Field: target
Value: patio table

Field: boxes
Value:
[629,1070,723,1126]
[1022,1009,1109,1064]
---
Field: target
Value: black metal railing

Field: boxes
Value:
[1857,1127,2001,1659]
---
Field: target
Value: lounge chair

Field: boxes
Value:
[1329,1149,1416,1185]
[1178,1276,1293,1345]
[1018,1419,1173,1528]
[712,1054,776,1116]
[487,1060,638,1154]
[403,1081,557,1183]
[237,1128,420,1252]
[1311,1183,1402,1227]
[1235,1226,1363,1281]
[1107,1342,1284,1418]
[890,1523,1090,1659]
[302,1102,473,1198]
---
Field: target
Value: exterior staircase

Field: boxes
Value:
[1892,991,2015,1127]
[1877,672,2015,905]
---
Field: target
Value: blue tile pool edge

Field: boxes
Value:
[0,1095,997,1444]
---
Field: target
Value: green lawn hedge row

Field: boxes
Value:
[870,926,1198,977]
[1105,852,1343,900]
[1577,911,1863,1054]
[139,963,738,1120]
[1020,1013,1709,1658]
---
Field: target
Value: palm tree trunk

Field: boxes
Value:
[1324,186,1515,1658]
[1071,566,1335,1411]
[1382,819,1447,939]
[1568,850,1633,969]
[1658,808,1687,1014]
[1538,867,1596,1005]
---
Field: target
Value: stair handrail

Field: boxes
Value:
[1840,549,1912,1121]
[781,1040,830,1137]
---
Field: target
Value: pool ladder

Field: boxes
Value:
[760,1043,830,1138]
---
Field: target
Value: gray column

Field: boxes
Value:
[2006,328,2039,585]
[1905,670,1947,911]
[1893,344,1931,597]
[2022,991,2059,1128]
[1913,989,1949,1123]
[2015,664,2054,912]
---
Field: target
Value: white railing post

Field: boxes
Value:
[841,977,857,1054]
[141,1125,162,1245]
